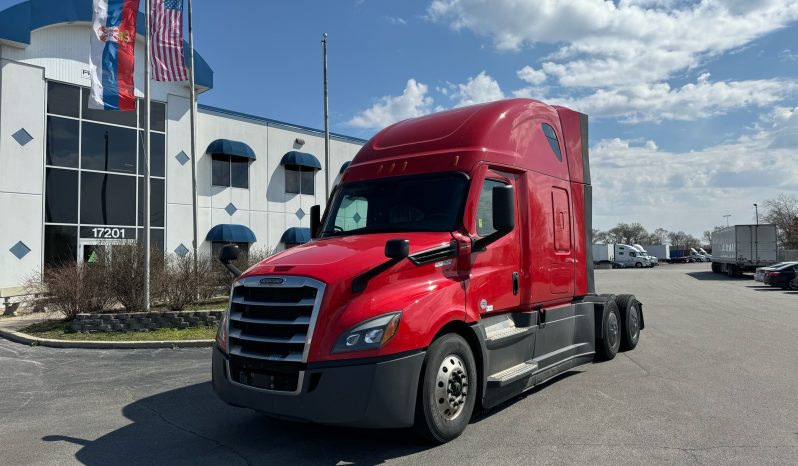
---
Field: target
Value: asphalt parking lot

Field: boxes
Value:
[1,263,797,465]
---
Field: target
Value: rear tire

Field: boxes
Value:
[615,295,641,351]
[413,334,477,443]
[595,299,622,361]
[635,262,642,268]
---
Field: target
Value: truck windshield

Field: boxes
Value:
[320,172,469,237]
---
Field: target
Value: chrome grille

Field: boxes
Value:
[228,275,325,363]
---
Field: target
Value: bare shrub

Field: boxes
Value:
[102,243,165,312]
[160,253,201,311]
[26,263,114,320]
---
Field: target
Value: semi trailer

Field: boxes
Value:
[643,244,670,261]
[211,99,644,443]
[711,224,778,277]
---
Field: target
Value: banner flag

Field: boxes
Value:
[151,0,189,81]
[89,0,141,111]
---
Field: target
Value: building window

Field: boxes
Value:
[285,167,315,195]
[43,81,167,264]
[211,155,249,188]
[541,123,562,161]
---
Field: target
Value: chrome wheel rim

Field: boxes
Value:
[629,305,639,340]
[434,354,468,421]
[607,312,619,348]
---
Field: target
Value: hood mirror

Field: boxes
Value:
[385,239,410,259]
[218,244,242,278]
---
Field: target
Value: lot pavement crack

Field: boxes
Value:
[621,352,650,376]
[140,403,255,466]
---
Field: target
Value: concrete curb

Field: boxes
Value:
[0,328,213,349]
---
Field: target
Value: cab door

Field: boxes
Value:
[466,170,522,316]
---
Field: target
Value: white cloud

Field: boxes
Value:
[387,16,407,25]
[348,79,435,129]
[428,0,798,88]
[451,71,505,107]
[548,74,798,122]
[517,66,547,85]
[589,108,798,235]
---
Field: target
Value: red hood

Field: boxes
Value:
[241,232,454,284]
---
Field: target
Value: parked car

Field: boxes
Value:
[755,261,798,282]
[763,264,798,289]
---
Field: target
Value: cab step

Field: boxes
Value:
[487,361,538,387]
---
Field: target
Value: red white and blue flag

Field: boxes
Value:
[151,0,189,81]
[89,0,140,111]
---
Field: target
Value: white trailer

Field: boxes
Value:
[710,224,778,277]
[643,244,670,260]
[592,243,614,263]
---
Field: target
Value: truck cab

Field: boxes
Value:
[632,244,658,266]
[211,99,643,442]
[614,244,650,268]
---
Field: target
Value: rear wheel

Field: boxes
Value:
[414,334,477,443]
[635,262,643,268]
[595,299,622,361]
[615,295,641,351]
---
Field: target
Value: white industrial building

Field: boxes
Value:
[0,0,365,290]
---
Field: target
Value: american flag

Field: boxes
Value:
[150,0,188,81]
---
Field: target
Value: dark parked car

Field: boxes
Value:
[763,264,798,289]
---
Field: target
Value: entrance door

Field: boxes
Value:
[77,239,134,265]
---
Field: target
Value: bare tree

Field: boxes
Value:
[609,222,649,245]
[762,194,798,249]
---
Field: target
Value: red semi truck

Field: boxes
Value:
[212,99,644,442]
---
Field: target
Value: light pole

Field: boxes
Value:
[723,214,731,227]
[753,204,759,225]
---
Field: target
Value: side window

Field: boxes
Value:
[618,251,624,256]
[476,179,507,237]
[333,195,368,231]
[541,123,562,161]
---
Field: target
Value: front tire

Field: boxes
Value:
[595,299,622,361]
[413,334,477,443]
[635,262,642,268]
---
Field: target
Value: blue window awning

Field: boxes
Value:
[339,161,351,174]
[205,224,257,243]
[281,151,321,171]
[206,139,256,160]
[280,227,311,245]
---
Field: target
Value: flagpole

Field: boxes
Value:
[143,0,152,311]
[188,0,199,274]
[322,33,330,200]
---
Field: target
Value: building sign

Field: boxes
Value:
[80,226,136,240]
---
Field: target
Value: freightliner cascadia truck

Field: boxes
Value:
[212,99,644,443]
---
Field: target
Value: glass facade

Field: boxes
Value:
[43,81,167,266]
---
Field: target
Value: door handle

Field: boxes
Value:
[512,272,519,295]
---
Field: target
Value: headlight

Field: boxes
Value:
[333,312,401,353]
[215,309,229,353]
[216,280,240,354]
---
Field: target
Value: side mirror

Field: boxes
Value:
[219,244,240,264]
[473,185,515,251]
[218,244,242,278]
[310,205,321,239]
[384,239,410,260]
[492,185,515,232]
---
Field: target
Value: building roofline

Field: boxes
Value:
[198,104,369,145]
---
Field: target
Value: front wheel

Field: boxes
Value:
[635,262,643,268]
[414,334,477,443]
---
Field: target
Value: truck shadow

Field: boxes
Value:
[685,271,752,281]
[43,382,433,465]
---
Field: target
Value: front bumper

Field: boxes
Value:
[212,347,425,428]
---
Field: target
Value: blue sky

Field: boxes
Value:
[2,0,797,237]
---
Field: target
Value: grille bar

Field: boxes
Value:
[227,275,325,365]
[229,312,311,326]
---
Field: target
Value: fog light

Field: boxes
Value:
[346,334,360,346]
[364,328,384,344]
